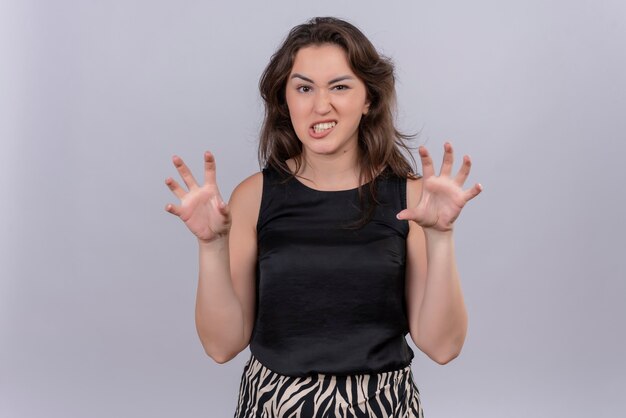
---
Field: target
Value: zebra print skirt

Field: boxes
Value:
[234,355,424,417]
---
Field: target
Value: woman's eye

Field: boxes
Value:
[297,85,312,93]
[332,84,349,91]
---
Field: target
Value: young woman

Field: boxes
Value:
[164,17,481,417]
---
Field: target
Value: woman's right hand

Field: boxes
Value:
[164,151,231,243]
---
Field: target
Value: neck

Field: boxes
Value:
[293,148,361,191]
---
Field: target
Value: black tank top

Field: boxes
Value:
[250,166,414,376]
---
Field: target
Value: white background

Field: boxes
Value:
[1,1,625,417]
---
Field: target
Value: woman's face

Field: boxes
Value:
[285,44,369,159]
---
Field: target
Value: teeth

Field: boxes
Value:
[313,122,336,133]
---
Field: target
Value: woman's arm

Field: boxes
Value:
[398,143,482,364]
[165,152,261,363]
[404,216,467,364]
[195,172,261,363]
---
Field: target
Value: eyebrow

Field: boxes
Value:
[290,73,355,85]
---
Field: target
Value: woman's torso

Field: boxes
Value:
[249,166,414,377]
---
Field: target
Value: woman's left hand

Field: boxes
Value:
[396,142,482,232]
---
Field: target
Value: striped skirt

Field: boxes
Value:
[234,355,424,417]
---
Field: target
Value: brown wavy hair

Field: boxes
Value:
[258,17,418,225]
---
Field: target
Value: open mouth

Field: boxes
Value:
[311,121,337,134]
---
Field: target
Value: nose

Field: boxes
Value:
[313,90,332,115]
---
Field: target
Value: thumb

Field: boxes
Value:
[211,195,229,215]
[396,208,413,220]
[217,199,230,217]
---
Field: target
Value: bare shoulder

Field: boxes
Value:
[232,172,263,199]
[406,176,424,209]
[405,176,425,234]
[229,172,264,226]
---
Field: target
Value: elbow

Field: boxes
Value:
[208,351,237,364]
[195,320,248,365]
[411,332,464,365]
[199,338,242,364]
[428,348,461,365]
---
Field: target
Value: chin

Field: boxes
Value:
[303,138,358,157]
[305,144,343,156]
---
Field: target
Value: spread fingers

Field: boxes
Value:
[204,151,218,185]
[172,155,199,190]
[455,155,472,186]
[164,202,182,217]
[440,142,454,177]
[418,146,435,178]
[165,177,186,199]
[464,183,483,202]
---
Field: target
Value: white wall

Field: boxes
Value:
[1,1,625,417]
